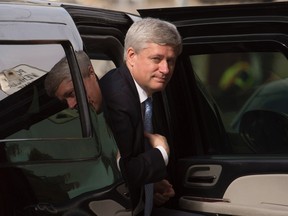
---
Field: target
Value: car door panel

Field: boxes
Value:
[41,5,148,214]
[180,174,288,216]
[139,3,288,215]
[177,159,288,216]
[0,36,130,215]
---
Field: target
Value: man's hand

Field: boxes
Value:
[153,179,175,207]
[144,133,170,155]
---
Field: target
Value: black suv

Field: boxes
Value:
[2,1,288,215]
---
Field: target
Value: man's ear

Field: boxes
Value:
[126,47,136,67]
[88,65,100,81]
[88,65,95,75]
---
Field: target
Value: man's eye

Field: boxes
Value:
[152,57,161,63]
[68,91,76,98]
[62,90,76,101]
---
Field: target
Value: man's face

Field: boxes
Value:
[55,72,102,113]
[127,42,177,96]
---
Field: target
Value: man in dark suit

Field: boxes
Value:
[100,18,202,216]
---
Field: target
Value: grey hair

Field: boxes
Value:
[124,17,182,61]
[45,51,91,97]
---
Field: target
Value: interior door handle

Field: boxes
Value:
[184,164,222,187]
[188,175,216,184]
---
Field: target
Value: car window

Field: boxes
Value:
[0,43,121,200]
[0,44,63,100]
[191,51,288,154]
[0,44,70,138]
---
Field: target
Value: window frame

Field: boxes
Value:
[165,34,288,157]
[0,40,93,140]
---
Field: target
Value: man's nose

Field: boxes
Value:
[66,98,77,109]
[159,60,169,74]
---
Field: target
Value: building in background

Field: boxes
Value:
[56,0,283,14]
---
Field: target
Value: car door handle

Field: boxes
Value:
[188,175,216,184]
[184,164,222,187]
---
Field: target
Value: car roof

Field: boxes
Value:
[0,1,82,50]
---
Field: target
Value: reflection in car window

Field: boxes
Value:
[0,44,64,100]
[0,44,121,201]
[191,52,288,129]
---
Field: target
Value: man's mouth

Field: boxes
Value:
[154,76,166,83]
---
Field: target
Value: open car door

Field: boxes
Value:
[61,4,141,215]
[0,3,136,215]
[139,1,288,216]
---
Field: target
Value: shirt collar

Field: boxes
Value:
[133,79,149,103]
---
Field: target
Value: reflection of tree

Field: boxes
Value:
[28,149,82,193]
[6,143,21,158]
[25,169,70,203]
[40,173,80,198]
[29,148,53,160]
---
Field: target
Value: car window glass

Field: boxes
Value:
[0,44,121,200]
[0,44,89,159]
[191,51,288,154]
[0,44,64,100]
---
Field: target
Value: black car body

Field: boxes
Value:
[2,1,288,215]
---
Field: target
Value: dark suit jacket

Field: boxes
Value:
[99,64,167,209]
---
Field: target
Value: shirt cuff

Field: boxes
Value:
[117,157,121,171]
[117,146,169,169]
[156,146,169,166]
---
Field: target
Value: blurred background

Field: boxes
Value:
[54,0,286,14]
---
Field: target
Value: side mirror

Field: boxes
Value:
[239,110,288,153]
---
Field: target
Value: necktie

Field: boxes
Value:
[143,97,154,216]
[143,97,153,137]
